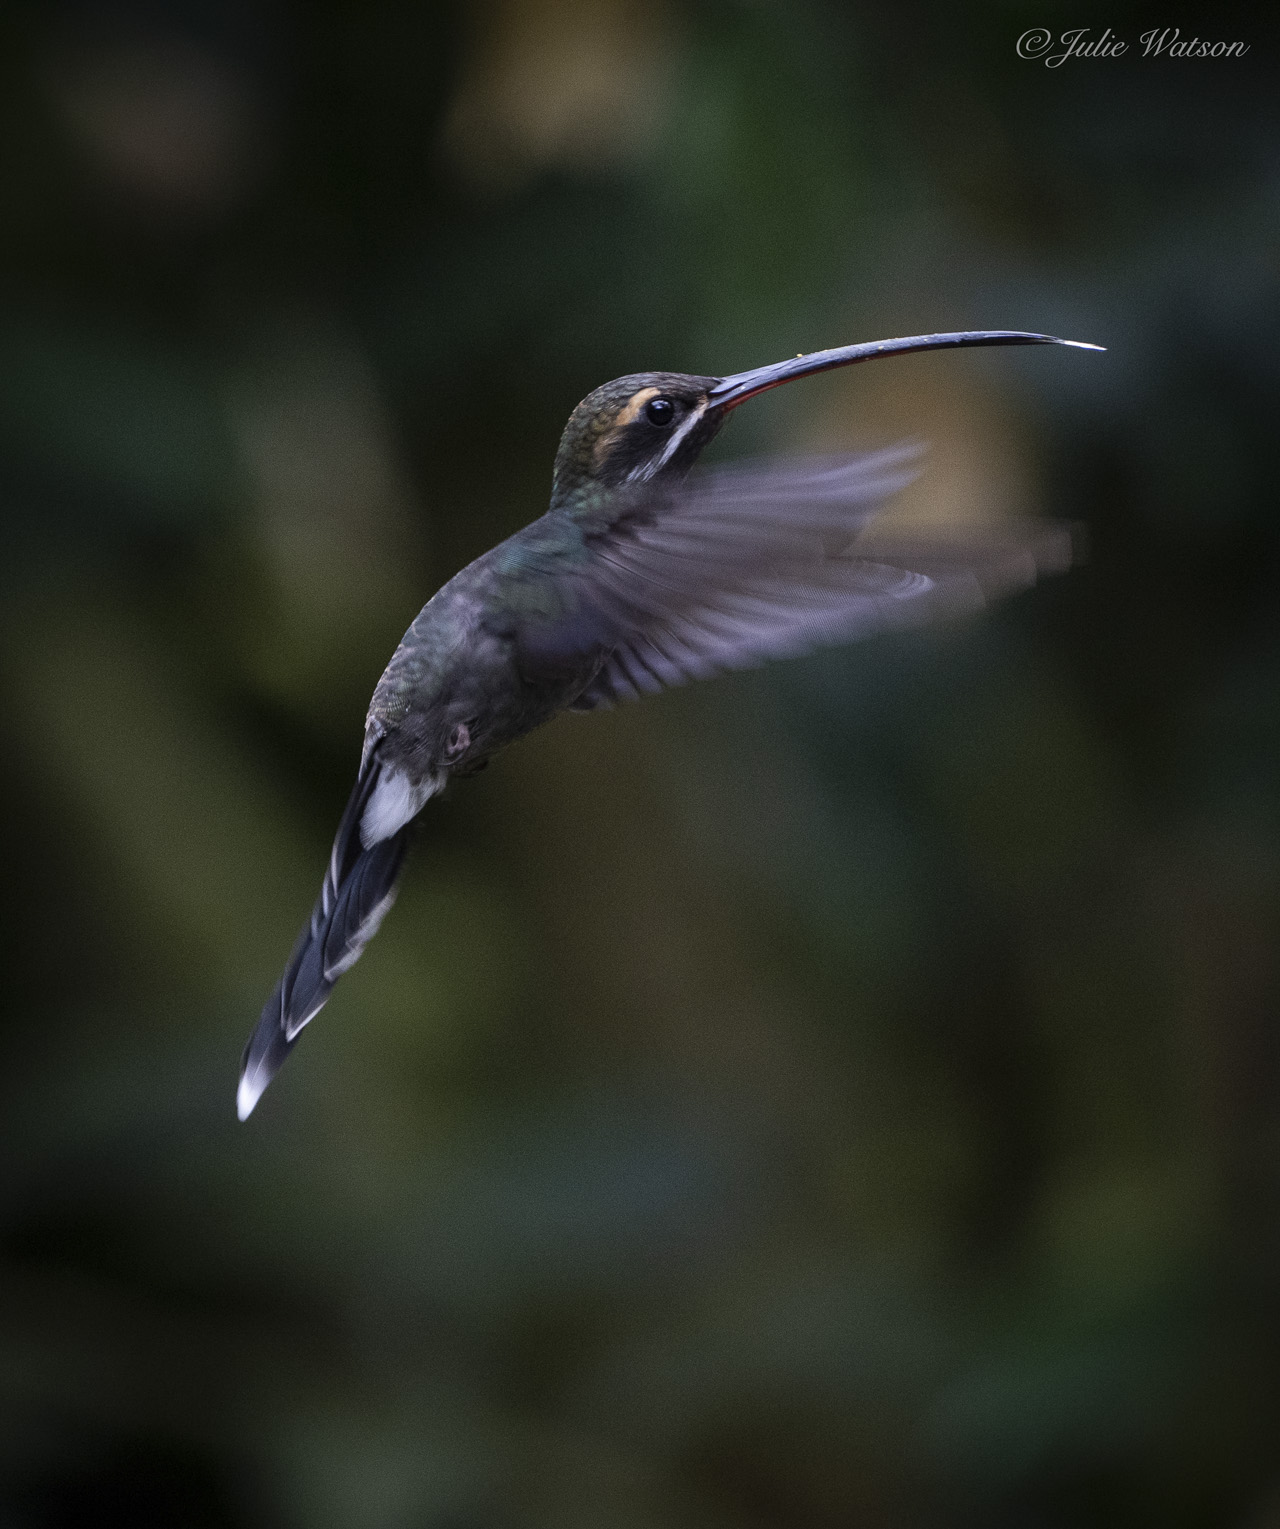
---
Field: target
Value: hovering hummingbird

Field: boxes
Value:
[237,329,1101,1119]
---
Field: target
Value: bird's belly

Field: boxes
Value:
[487,662,597,750]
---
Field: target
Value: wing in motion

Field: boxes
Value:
[524,446,1073,709]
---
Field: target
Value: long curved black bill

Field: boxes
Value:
[707,330,1104,411]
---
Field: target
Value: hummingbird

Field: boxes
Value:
[237,329,1101,1119]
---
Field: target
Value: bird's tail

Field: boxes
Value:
[237,751,410,1120]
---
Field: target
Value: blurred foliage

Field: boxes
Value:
[1,0,1278,1525]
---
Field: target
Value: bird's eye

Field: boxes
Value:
[445,722,470,759]
[645,396,676,428]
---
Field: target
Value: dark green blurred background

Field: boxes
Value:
[1,1,1278,1524]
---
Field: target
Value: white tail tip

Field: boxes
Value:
[237,1068,268,1121]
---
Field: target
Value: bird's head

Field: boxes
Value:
[551,371,723,502]
[550,331,1103,510]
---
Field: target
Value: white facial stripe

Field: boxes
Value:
[625,399,709,483]
[360,768,441,848]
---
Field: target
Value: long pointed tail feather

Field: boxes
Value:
[237,751,411,1120]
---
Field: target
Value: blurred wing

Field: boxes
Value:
[543,446,1072,709]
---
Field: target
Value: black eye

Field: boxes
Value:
[645,396,675,428]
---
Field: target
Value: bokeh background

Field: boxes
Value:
[2,1,1278,1524]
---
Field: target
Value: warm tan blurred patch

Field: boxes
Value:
[440,0,676,189]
